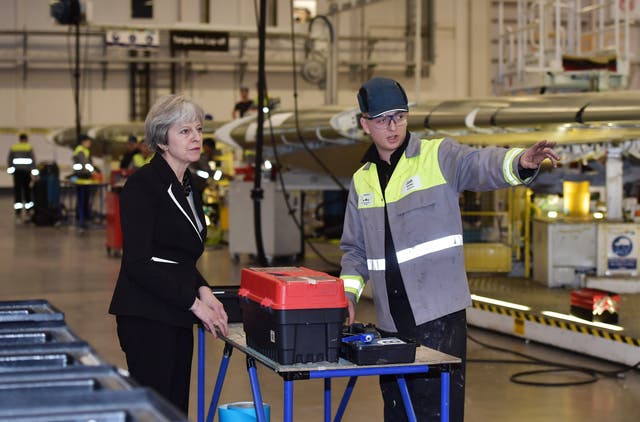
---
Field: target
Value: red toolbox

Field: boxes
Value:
[570,288,620,324]
[239,267,348,364]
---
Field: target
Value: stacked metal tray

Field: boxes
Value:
[0,299,188,422]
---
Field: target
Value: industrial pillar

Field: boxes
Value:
[606,146,623,221]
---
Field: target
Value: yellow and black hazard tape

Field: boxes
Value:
[471,300,640,347]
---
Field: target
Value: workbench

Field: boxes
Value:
[196,323,460,422]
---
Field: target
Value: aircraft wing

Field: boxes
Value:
[49,90,640,177]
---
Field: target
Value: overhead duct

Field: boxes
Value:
[580,93,640,124]
[491,95,592,126]
[423,100,509,131]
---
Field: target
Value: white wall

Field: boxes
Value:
[0,0,491,186]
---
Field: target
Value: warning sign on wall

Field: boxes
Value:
[597,223,640,276]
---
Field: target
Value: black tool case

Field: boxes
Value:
[211,286,242,323]
[341,336,417,365]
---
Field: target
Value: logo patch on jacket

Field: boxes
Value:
[358,192,374,208]
[401,176,422,196]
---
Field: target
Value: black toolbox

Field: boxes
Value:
[239,267,348,365]
[0,299,64,324]
[340,324,417,365]
[211,285,242,323]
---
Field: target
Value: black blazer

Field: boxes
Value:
[109,154,208,328]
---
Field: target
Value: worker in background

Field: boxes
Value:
[72,134,97,230]
[132,141,154,169]
[340,77,560,422]
[189,138,222,232]
[7,133,37,223]
[189,137,218,196]
[231,86,254,119]
[200,138,217,166]
[119,135,140,169]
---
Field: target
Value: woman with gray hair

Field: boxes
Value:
[109,94,228,415]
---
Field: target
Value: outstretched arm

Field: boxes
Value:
[519,140,560,169]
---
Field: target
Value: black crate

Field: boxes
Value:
[340,337,417,365]
[0,366,134,394]
[211,286,242,323]
[0,388,188,421]
[0,342,106,373]
[570,305,619,324]
[0,321,81,348]
[240,297,346,365]
[0,300,64,324]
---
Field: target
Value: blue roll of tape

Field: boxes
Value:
[219,402,271,422]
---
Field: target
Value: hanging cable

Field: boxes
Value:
[251,0,268,266]
[254,0,352,268]
[65,23,82,144]
[266,102,341,269]
[244,0,348,269]
[243,1,346,269]
[289,11,348,192]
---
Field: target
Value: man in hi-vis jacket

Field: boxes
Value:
[340,77,559,422]
[7,133,36,222]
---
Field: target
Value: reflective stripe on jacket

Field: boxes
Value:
[72,145,95,176]
[340,134,535,332]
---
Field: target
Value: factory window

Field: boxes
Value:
[131,0,153,19]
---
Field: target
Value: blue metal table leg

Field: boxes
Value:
[197,326,205,422]
[284,378,294,422]
[206,343,234,422]
[397,375,417,422]
[333,376,358,422]
[247,356,267,422]
[324,378,331,422]
[441,367,450,422]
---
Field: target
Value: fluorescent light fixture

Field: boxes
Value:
[541,310,623,331]
[471,294,531,311]
[547,210,558,218]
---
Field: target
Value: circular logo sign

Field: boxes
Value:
[612,235,633,257]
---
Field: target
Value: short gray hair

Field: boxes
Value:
[144,94,205,152]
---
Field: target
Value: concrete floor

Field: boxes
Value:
[1,193,639,421]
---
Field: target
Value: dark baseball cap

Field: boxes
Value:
[357,77,408,118]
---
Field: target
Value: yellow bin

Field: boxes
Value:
[563,181,590,218]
